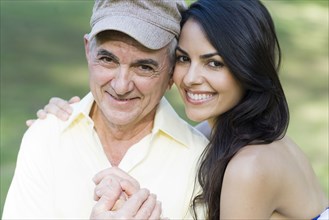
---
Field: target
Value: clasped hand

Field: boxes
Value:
[90,167,163,219]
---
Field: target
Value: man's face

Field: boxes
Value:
[85,31,173,128]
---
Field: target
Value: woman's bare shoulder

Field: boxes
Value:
[224,137,296,187]
[220,140,287,217]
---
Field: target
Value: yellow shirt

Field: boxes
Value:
[3,92,208,219]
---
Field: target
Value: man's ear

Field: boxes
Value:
[167,77,174,91]
[84,34,90,61]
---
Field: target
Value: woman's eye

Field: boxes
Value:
[208,60,224,68]
[176,55,190,63]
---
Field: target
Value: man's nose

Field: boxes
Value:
[110,67,134,95]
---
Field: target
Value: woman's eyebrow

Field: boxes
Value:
[200,52,220,59]
[175,46,188,55]
[176,46,219,59]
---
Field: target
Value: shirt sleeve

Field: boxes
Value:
[2,118,58,219]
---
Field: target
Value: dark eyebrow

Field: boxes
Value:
[175,46,188,55]
[135,59,159,68]
[200,52,220,59]
[176,46,219,59]
[96,49,159,68]
[97,49,119,61]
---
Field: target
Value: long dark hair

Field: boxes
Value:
[181,0,290,219]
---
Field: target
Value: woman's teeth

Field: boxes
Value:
[187,92,213,101]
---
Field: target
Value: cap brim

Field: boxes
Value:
[89,16,175,50]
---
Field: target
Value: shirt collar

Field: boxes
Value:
[152,97,195,148]
[61,92,95,132]
[61,93,194,148]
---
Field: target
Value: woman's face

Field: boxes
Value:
[173,19,245,124]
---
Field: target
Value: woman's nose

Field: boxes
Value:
[183,63,203,86]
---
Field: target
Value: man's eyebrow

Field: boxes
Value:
[135,59,159,68]
[96,49,159,68]
[97,49,118,61]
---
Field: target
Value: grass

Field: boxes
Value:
[1,0,328,216]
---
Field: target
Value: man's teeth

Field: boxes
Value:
[187,92,213,101]
[111,94,131,101]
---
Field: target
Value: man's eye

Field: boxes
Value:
[99,56,114,63]
[176,55,190,63]
[134,65,158,77]
[139,65,154,72]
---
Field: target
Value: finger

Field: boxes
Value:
[133,193,157,220]
[93,170,118,185]
[36,109,48,119]
[93,167,140,190]
[93,175,135,212]
[26,119,36,127]
[92,182,123,216]
[68,96,81,104]
[119,178,139,196]
[118,188,150,217]
[149,201,162,220]
[94,176,122,201]
[49,97,73,114]
[111,193,127,211]
[44,98,73,121]
[43,105,70,121]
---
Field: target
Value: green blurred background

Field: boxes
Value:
[1,0,328,216]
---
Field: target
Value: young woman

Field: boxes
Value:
[174,0,328,219]
[30,0,328,219]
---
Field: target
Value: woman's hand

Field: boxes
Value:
[26,96,80,126]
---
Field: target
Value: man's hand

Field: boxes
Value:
[93,167,141,206]
[91,188,162,219]
[91,167,162,219]
[26,96,80,126]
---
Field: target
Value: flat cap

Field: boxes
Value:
[89,0,187,50]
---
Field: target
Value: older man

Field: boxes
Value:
[2,0,208,219]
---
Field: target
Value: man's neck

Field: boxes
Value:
[90,103,154,166]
